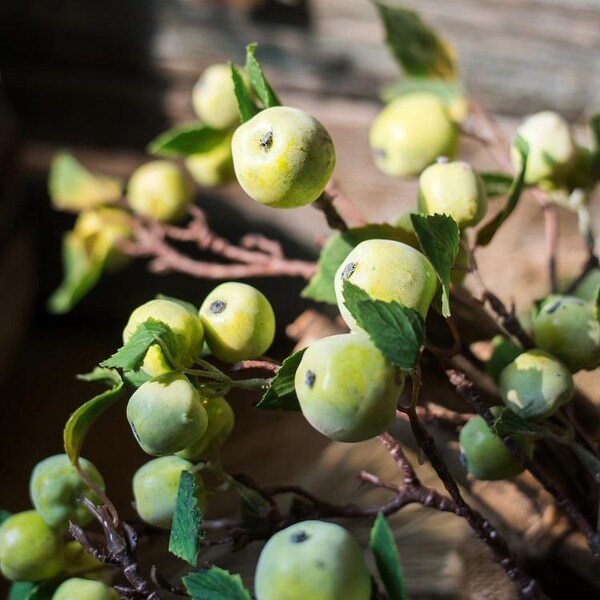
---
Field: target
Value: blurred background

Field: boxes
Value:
[1,1,600,597]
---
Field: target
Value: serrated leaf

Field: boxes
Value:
[479,172,514,199]
[245,43,281,109]
[100,319,179,371]
[183,566,251,600]
[255,350,304,411]
[342,281,424,371]
[477,136,529,247]
[147,123,227,158]
[410,213,460,317]
[370,513,408,600]
[47,231,107,314]
[492,408,548,439]
[372,1,456,80]
[156,293,198,315]
[302,224,417,305]
[229,476,273,528]
[169,471,204,565]
[49,151,122,212]
[64,367,124,464]
[230,63,259,123]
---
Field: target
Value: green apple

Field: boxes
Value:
[177,395,235,461]
[499,350,574,420]
[254,520,371,600]
[29,454,105,529]
[199,282,276,363]
[511,111,576,186]
[185,131,235,187]
[0,511,64,581]
[123,298,204,377]
[231,106,336,208]
[531,295,600,372]
[52,578,119,600]
[295,333,403,442]
[127,373,208,456]
[132,456,205,529]
[369,93,458,178]
[418,160,488,228]
[192,63,242,130]
[334,238,438,333]
[63,540,105,577]
[127,160,194,223]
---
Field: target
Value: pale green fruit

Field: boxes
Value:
[369,93,458,178]
[0,511,64,581]
[185,131,235,187]
[63,540,105,578]
[231,106,336,208]
[499,350,574,420]
[132,456,205,529]
[73,207,133,271]
[127,373,208,456]
[123,298,204,377]
[255,520,371,600]
[335,239,438,333]
[52,578,119,600]
[571,267,600,302]
[192,63,241,130]
[177,396,235,461]
[29,454,105,529]
[295,333,403,442]
[127,160,194,223]
[511,111,576,186]
[532,295,600,372]
[199,282,276,363]
[418,161,488,228]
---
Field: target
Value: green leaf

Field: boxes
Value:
[370,513,408,600]
[476,136,529,247]
[47,231,107,314]
[0,509,12,526]
[245,43,281,109]
[492,408,548,439]
[595,285,600,323]
[64,367,124,464]
[479,172,514,199]
[7,582,58,600]
[342,281,424,371]
[302,224,417,305]
[228,476,273,528]
[48,151,122,212]
[590,114,600,150]
[147,123,227,158]
[183,566,251,600]
[410,213,460,317]
[255,350,305,411]
[372,1,457,80]
[169,471,204,565]
[100,319,179,371]
[230,63,259,123]
[123,368,152,389]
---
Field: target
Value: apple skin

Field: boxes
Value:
[231,106,336,208]
[294,333,403,442]
[199,282,276,363]
[369,93,458,178]
[511,111,576,186]
[127,373,208,456]
[334,238,438,333]
[123,298,204,377]
[192,63,242,130]
[418,161,488,228]
[127,160,194,223]
[499,350,574,420]
[531,295,600,372]
[185,131,235,187]
[29,454,105,529]
[52,578,119,600]
[254,520,371,600]
[132,456,205,529]
[0,511,64,581]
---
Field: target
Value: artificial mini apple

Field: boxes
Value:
[52,578,119,600]
[418,160,488,228]
[369,93,458,177]
[231,106,336,208]
[127,160,194,223]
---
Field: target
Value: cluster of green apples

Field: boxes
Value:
[122,283,275,528]
[0,454,117,598]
